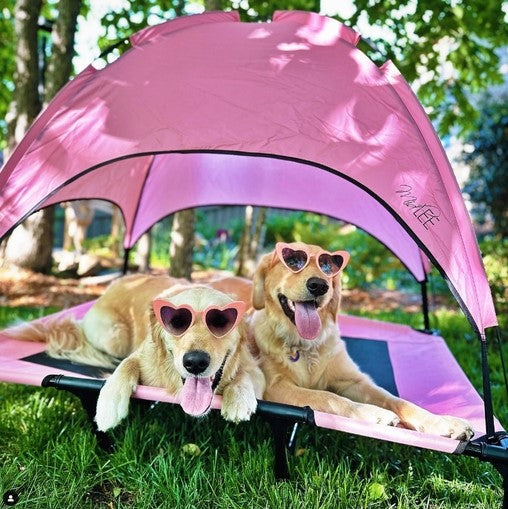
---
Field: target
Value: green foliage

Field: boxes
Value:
[96,0,187,57]
[82,233,119,256]
[149,210,239,270]
[1,0,506,146]
[462,97,508,237]
[193,238,239,271]
[0,306,58,329]
[345,0,507,137]
[480,236,508,323]
[0,0,15,148]
[228,0,319,22]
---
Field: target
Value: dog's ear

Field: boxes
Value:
[328,274,343,318]
[149,306,166,347]
[252,252,272,310]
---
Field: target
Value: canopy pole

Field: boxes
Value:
[420,280,431,332]
[122,247,131,275]
[480,332,496,440]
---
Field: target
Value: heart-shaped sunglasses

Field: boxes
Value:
[153,299,246,338]
[273,242,350,277]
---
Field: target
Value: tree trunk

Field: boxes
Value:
[236,206,267,277]
[43,0,82,103]
[5,0,42,155]
[169,210,195,280]
[110,205,124,258]
[4,207,54,272]
[249,206,267,259]
[3,0,82,274]
[3,0,49,271]
[236,205,254,277]
[135,232,151,273]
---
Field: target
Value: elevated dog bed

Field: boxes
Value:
[0,301,501,455]
[0,9,506,503]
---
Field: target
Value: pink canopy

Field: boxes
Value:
[0,10,496,334]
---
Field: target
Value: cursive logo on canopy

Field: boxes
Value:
[396,184,441,230]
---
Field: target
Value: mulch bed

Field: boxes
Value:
[0,267,451,314]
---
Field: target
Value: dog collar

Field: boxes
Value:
[289,349,300,362]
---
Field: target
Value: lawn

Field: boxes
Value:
[0,305,506,508]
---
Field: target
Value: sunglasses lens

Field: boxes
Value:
[318,253,344,275]
[205,308,238,337]
[281,248,308,272]
[160,307,193,336]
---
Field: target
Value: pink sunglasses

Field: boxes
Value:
[273,242,350,277]
[153,299,246,338]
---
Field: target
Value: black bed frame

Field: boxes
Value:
[41,373,508,508]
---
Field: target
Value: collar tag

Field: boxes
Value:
[289,350,300,362]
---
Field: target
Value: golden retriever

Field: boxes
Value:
[8,274,265,430]
[249,241,473,440]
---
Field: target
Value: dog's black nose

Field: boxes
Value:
[183,350,210,375]
[306,277,329,296]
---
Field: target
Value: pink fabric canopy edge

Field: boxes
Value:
[0,10,496,333]
[41,152,428,281]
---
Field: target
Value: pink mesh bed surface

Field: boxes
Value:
[0,302,501,454]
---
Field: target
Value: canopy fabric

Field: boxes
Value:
[0,10,496,333]
[41,153,428,280]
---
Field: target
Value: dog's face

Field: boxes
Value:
[252,242,349,345]
[151,285,245,416]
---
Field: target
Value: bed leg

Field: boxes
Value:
[256,401,313,481]
[267,418,294,480]
[265,420,302,480]
[74,390,115,452]
[491,462,508,509]
[41,375,114,452]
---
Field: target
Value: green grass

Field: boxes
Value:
[0,306,506,508]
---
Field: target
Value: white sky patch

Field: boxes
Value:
[320,0,355,19]
[320,0,396,47]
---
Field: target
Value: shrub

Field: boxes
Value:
[480,235,508,325]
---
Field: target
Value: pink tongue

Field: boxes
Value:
[294,301,321,340]
[180,377,213,416]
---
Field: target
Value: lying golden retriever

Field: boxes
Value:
[249,241,473,440]
[8,274,265,430]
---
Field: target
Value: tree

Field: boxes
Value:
[169,209,195,278]
[236,206,267,277]
[43,0,82,104]
[462,96,508,237]
[4,0,42,155]
[2,0,46,271]
[331,0,507,137]
[3,0,82,273]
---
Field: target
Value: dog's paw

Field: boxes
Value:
[95,379,134,432]
[415,414,474,440]
[352,403,400,427]
[221,385,258,423]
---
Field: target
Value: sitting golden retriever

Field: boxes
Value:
[249,242,473,440]
[8,274,265,430]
